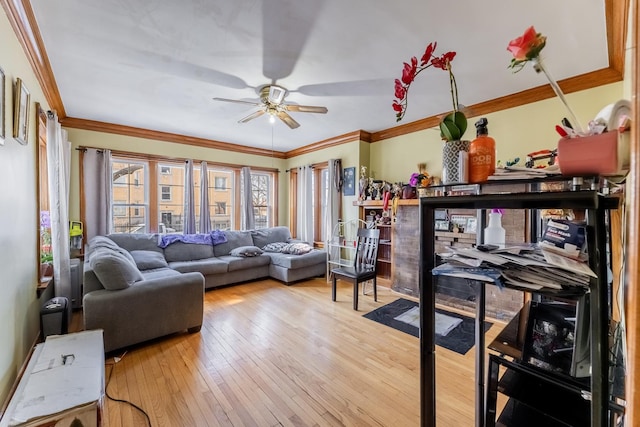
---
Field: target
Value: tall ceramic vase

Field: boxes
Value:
[441,140,470,184]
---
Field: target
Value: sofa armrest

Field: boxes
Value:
[83,272,204,352]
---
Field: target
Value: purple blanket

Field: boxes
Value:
[158,231,228,248]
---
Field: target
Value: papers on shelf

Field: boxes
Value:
[488,165,561,180]
[432,263,504,286]
[433,245,595,292]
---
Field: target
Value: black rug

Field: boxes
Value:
[363,298,492,355]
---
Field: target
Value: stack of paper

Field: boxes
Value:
[434,244,594,294]
[488,165,561,180]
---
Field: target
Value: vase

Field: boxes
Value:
[441,140,470,184]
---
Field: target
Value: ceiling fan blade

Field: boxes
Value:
[213,97,262,106]
[239,109,266,123]
[262,0,325,81]
[284,104,328,114]
[276,111,300,129]
[294,79,392,96]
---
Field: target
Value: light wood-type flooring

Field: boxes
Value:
[71,278,506,427]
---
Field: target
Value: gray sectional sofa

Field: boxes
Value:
[83,226,326,352]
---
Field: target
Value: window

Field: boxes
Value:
[215,202,226,215]
[161,186,171,201]
[111,159,148,233]
[113,203,126,217]
[214,176,227,190]
[317,167,329,242]
[157,164,185,232]
[251,172,274,229]
[206,169,234,230]
[103,154,277,234]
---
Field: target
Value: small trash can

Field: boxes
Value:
[41,297,68,338]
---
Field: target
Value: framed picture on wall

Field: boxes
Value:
[0,67,5,145]
[343,166,355,196]
[13,77,30,145]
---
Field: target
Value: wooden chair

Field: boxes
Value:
[331,227,380,310]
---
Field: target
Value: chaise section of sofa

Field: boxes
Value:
[83,235,204,353]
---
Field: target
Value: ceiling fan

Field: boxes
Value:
[213,84,328,129]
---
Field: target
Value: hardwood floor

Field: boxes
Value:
[73,278,505,427]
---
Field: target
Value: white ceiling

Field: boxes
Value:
[28,0,610,153]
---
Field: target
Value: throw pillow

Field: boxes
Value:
[88,235,119,252]
[229,246,264,257]
[90,248,143,290]
[130,250,169,270]
[262,242,289,253]
[282,242,314,255]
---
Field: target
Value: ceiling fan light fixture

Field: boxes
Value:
[269,114,276,124]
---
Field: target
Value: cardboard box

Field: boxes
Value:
[0,331,104,427]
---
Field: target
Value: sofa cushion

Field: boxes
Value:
[230,245,264,257]
[90,248,144,290]
[262,242,289,253]
[217,255,271,272]
[266,250,327,270]
[140,267,182,281]
[164,241,215,262]
[107,233,163,253]
[130,250,169,270]
[168,258,229,275]
[213,231,254,256]
[251,226,292,249]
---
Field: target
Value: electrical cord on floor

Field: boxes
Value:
[105,351,152,427]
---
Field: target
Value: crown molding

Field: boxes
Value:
[61,117,287,159]
[285,130,372,158]
[1,0,65,116]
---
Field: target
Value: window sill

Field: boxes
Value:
[37,277,53,299]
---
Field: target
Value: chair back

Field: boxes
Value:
[354,227,380,271]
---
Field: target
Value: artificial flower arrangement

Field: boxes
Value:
[507,26,583,134]
[409,172,431,188]
[393,42,467,141]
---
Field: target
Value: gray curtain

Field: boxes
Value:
[46,111,71,324]
[183,159,196,234]
[240,166,255,230]
[296,165,314,243]
[324,159,342,243]
[83,148,112,240]
[199,161,211,233]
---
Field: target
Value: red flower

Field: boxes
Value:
[392,41,462,129]
[401,57,418,85]
[507,26,547,72]
[394,79,406,100]
[420,42,437,66]
[431,51,456,70]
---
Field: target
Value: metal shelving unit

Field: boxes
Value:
[418,182,620,427]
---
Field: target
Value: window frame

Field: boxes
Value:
[84,150,278,235]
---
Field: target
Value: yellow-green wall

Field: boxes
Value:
[0,10,50,405]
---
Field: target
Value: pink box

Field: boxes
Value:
[557,130,630,176]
